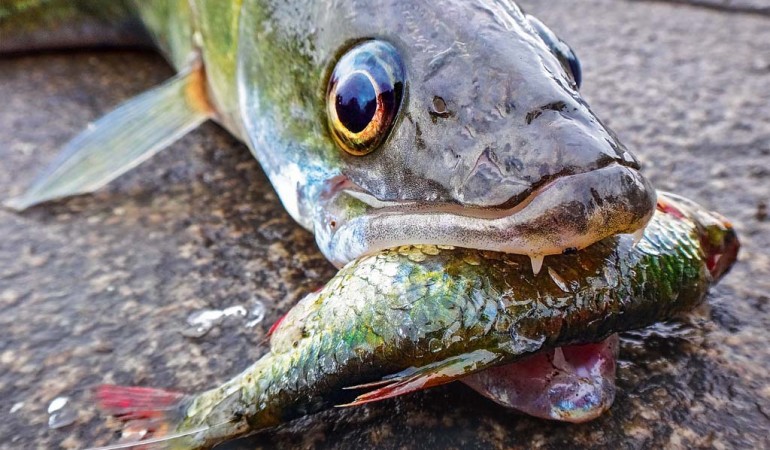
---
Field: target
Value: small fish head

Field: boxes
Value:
[658,194,740,281]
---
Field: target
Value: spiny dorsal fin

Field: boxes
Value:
[4,65,213,210]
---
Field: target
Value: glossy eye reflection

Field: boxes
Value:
[327,41,405,156]
[336,72,377,133]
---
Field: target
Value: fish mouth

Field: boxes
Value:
[318,163,657,268]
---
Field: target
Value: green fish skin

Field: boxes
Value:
[4,0,656,270]
[94,193,739,449]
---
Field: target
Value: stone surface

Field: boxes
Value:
[1,0,768,448]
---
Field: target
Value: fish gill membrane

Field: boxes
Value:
[87,192,739,450]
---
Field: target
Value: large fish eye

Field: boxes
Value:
[327,41,405,156]
[527,16,582,89]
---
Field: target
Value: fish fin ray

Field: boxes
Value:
[83,426,210,450]
[4,66,213,210]
[91,384,190,450]
[338,349,503,407]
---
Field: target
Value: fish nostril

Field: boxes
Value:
[430,96,451,118]
[525,101,569,125]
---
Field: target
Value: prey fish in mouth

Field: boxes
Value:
[90,193,739,449]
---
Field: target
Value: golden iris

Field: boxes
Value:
[327,41,405,156]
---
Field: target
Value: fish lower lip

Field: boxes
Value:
[323,164,657,266]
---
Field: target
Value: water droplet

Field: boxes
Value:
[182,309,226,338]
[246,298,267,328]
[47,397,67,414]
[222,305,248,318]
[47,397,76,429]
[183,304,253,337]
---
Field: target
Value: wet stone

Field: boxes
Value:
[1,0,769,449]
[47,397,77,429]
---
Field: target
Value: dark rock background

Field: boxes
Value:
[1,0,768,448]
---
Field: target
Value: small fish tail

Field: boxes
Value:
[91,384,197,450]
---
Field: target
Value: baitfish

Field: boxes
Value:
[91,193,739,449]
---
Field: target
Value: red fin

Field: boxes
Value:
[97,385,185,420]
[338,349,502,407]
[94,385,187,449]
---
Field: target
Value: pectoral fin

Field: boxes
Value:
[5,66,213,210]
[338,349,503,407]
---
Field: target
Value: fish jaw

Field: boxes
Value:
[315,163,656,267]
[462,335,619,423]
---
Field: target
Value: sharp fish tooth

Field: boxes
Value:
[529,255,545,275]
[632,228,645,245]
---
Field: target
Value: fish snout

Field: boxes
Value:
[453,98,640,209]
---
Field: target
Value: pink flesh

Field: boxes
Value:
[462,334,619,423]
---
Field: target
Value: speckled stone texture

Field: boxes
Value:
[1,0,768,449]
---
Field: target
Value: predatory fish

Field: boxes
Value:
[91,193,738,450]
[2,0,655,269]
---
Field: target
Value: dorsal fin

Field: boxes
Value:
[5,65,214,210]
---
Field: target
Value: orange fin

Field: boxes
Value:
[338,349,502,407]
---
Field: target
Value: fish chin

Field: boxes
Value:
[461,335,619,423]
[317,164,656,267]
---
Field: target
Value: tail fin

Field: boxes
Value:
[90,384,194,450]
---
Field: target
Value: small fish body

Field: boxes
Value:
[93,193,739,449]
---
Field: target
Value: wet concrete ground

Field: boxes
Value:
[1,0,769,448]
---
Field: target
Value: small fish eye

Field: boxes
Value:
[526,16,582,89]
[327,40,406,156]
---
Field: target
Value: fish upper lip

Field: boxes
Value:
[342,174,561,221]
[320,162,657,266]
[336,158,641,219]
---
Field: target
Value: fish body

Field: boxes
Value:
[95,193,739,449]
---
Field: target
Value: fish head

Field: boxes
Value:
[657,193,740,281]
[236,1,656,266]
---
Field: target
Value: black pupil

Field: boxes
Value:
[335,73,377,134]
